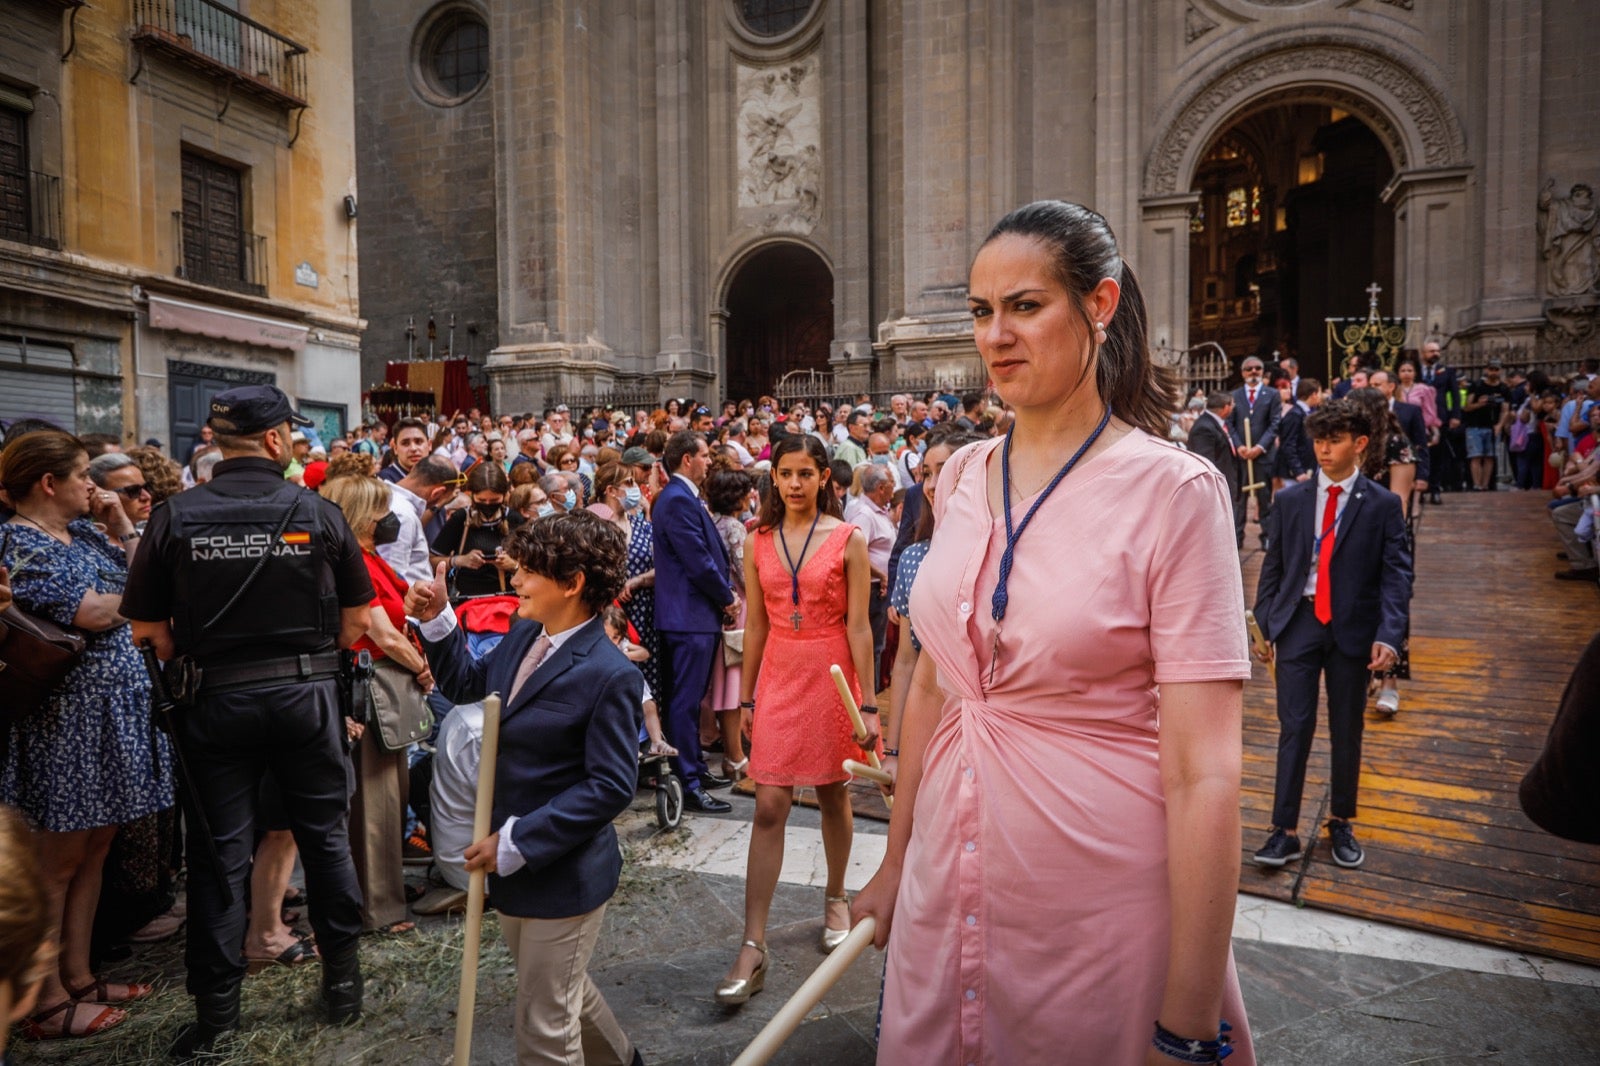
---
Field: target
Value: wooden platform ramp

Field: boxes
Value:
[1238,490,1600,966]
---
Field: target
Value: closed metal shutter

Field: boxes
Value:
[0,339,77,433]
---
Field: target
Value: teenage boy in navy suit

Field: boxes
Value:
[406,510,644,1066]
[1251,398,1413,870]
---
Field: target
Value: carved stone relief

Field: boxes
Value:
[736,57,822,235]
[1538,178,1600,341]
[1144,38,1467,196]
[1185,3,1220,44]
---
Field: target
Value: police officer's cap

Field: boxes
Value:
[208,385,314,435]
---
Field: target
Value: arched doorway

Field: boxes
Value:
[1187,105,1395,384]
[723,243,833,402]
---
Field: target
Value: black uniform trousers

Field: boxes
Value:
[178,676,363,994]
[1271,598,1369,830]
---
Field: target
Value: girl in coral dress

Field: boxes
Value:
[715,434,880,1006]
[854,201,1255,1065]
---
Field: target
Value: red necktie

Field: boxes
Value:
[1248,386,1257,407]
[1314,485,1342,625]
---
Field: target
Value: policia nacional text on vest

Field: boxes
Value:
[121,385,374,1061]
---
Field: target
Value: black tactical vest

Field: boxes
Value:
[165,479,339,662]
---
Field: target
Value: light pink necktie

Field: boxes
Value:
[510,634,553,702]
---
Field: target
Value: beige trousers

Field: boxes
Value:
[349,725,409,930]
[500,905,634,1066]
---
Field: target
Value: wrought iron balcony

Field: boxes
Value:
[0,170,63,250]
[172,210,267,296]
[132,0,308,110]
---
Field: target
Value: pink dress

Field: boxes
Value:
[748,523,878,787]
[881,431,1256,1065]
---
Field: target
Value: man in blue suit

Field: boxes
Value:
[406,511,645,1066]
[1229,355,1282,548]
[1418,340,1461,499]
[1251,398,1413,871]
[651,430,738,813]
[1273,378,1321,486]
[1370,369,1432,490]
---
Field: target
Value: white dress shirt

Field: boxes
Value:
[378,480,432,585]
[1301,467,1360,598]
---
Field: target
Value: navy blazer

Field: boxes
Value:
[1391,399,1432,484]
[1229,384,1282,454]
[1254,474,1412,660]
[1418,363,1461,421]
[1273,405,1315,481]
[650,476,733,633]
[1185,413,1240,497]
[420,614,643,920]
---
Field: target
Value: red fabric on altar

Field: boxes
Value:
[382,360,483,416]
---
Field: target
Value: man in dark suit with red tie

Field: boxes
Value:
[1186,391,1242,541]
[1228,355,1282,549]
[1251,398,1413,870]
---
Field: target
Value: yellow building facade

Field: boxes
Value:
[0,0,362,453]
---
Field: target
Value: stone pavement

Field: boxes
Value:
[530,801,1600,1066]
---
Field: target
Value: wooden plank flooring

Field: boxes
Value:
[1237,489,1600,965]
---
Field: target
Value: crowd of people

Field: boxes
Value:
[0,197,1593,1065]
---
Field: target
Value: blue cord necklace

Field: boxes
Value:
[777,507,823,631]
[989,405,1113,683]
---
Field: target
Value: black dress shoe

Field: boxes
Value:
[1252,827,1303,868]
[1328,819,1365,868]
[700,770,735,790]
[683,787,732,814]
[1555,568,1600,582]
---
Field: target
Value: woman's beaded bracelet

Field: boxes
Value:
[1151,1020,1233,1063]
[739,700,755,710]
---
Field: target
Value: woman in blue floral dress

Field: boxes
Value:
[1,431,172,1039]
[618,494,661,695]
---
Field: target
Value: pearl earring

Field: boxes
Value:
[1094,321,1108,344]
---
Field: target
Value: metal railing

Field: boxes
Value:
[0,170,62,249]
[172,210,267,296]
[546,385,663,416]
[132,0,308,107]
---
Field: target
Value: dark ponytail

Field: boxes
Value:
[981,200,1178,438]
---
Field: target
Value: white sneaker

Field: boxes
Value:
[1375,689,1400,715]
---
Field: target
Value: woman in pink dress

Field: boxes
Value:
[854,201,1255,1065]
[715,434,879,1006]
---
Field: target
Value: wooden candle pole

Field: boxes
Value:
[452,693,502,1066]
[830,664,892,809]
[731,918,878,1066]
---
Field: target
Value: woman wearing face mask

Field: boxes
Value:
[429,461,524,604]
[593,461,661,698]
[320,474,432,935]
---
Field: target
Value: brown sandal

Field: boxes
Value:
[21,998,127,1039]
[65,978,154,1004]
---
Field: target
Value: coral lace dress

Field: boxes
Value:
[748,522,880,787]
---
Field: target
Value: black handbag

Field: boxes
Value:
[0,528,88,724]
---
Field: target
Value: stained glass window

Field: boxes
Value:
[1226,188,1247,228]
[740,0,813,36]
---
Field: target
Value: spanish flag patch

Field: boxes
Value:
[282,532,312,545]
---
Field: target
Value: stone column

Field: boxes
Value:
[1139,193,1200,359]
[1475,0,1544,342]
[1095,0,1142,263]
[826,0,874,391]
[1383,167,1473,341]
[654,0,712,400]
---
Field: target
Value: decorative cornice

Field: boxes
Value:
[1144,33,1467,196]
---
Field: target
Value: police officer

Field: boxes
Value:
[123,385,374,1060]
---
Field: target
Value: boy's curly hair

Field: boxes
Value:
[504,510,627,613]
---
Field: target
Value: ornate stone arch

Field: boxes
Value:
[1143,33,1469,197]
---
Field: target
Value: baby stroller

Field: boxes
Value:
[639,733,684,830]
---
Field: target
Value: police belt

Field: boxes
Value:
[197,651,344,696]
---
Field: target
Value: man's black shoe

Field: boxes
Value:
[1251,827,1302,868]
[1328,819,1365,868]
[322,943,363,1026]
[1554,568,1600,582]
[683,787,732,814]
[700,770,735,790]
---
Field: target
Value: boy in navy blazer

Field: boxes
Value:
[406,510,644,1066]
[1251,398,1413,871]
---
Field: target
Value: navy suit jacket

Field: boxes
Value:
[1185,413,1240,497]
[1228,384,1282,454]
[1391,399,1431,484]
[420,613,643,919]
[1254,474,1412,660]
[650,476,734,633]
[1273,405,1315,481]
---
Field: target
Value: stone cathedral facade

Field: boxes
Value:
[352,0,1600,411]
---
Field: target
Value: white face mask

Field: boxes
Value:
[623,486,643,510]
[537,503,557,518]
[870,453,891,465]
